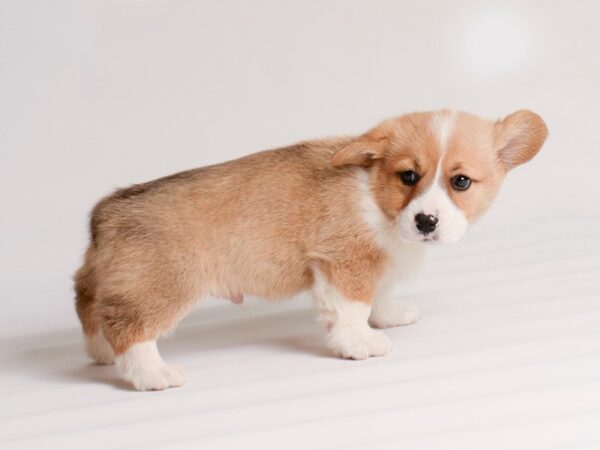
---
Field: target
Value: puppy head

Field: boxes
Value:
[332,109,548,243]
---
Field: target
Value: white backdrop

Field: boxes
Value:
[1,0,599,337]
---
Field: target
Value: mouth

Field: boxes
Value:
[399,232,440,244]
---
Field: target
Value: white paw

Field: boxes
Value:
[369,302,421,329]
[327,326,392,360]
[127,364,186,391]
[115,341,185,391]
[85,331,116,365]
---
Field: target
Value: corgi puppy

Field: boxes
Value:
[74,109,548,390]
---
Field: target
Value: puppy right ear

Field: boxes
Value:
[331,135,387,167]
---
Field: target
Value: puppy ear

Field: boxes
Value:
[494,110,548,171]
[331,135,387,167]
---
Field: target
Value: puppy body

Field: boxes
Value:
[75,110,547,390]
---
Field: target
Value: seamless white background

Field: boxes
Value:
[2,2,600,449]
[1,0,599,336]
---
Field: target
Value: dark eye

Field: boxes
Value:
[451,174,472,191]
[398,170,420,186]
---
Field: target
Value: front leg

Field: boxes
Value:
[369,295,420,329]
[368,243,425,328]
[312,268,392,360]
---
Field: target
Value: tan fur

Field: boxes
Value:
[74,110,547,359]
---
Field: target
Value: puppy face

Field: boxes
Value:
[332,110,548,243]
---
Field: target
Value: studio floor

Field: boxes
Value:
[2,218,600,450]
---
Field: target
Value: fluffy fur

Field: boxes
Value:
[74,109,548,390]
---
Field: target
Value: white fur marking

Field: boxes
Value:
[431,109,457,154]
[403,177,469,243]
[312,268,392,360]
[115,341,185,391]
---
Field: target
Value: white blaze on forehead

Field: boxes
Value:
[430,109,457,160]
[428,110,457,188]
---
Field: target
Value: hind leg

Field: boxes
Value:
[98,291,196,391]
[114,340,185,391]
[75,258,116,365]
[84,330,116,365]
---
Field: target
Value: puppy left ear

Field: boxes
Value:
[331,134,387,167]
[494,110,548,171]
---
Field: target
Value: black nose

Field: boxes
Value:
[415,213,438,234]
